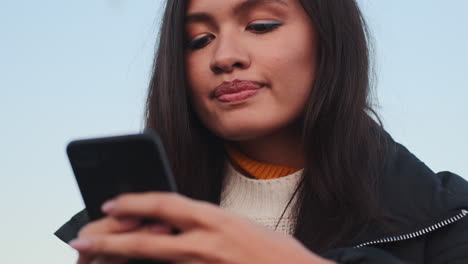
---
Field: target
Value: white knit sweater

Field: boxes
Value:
[220,163,303,234]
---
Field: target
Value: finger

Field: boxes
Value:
[102,192,224,230]
[176,260,207,264]
[77,253,93,264]
[76,252,128,264]
[143,222,173,235]
[90,255,128,264]
[71,232,196,261]
[78,217,140,237]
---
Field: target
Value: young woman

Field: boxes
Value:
[55,0,468,263]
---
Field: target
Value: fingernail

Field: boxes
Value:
[102,200,116,213]
[69,238,92,251]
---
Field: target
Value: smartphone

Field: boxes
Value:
[67,132,176,264]
[66,132,178,221]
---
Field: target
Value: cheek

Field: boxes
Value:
[265,39,317,102]
[252,30,317,126]
[186,56,203,94]
[186,56,209,106]
[186,55,225,134]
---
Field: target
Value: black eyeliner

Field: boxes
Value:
[248,20,284,32]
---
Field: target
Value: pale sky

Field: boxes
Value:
[1,1,467,263]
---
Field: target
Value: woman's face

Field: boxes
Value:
[185,0,318,141]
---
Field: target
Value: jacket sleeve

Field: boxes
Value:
[54,209,89,244]
[424,211,468,264]
[322,247,409,264]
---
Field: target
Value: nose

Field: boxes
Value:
[209,35,250,74]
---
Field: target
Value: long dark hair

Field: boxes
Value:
[145,0,389,253]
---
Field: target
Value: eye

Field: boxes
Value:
[246,21,283,34]
[188,35,215,50]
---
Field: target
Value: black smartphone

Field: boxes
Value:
[67,132,177,264]
[66,132,178,221]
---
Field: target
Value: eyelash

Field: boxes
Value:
[188,21,283,50]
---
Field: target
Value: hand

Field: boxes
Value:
[70,192,335,264]
[73,215,172,264]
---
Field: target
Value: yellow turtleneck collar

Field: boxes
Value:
[225,146,302,180]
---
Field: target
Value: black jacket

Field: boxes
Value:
[55,141,468,264]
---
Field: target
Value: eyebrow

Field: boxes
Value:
[233,0,287,15]
[185,0,288,25]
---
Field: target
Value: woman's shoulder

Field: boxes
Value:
[380,139,468,218]
[347,136,468,248]
[325,139,468,263]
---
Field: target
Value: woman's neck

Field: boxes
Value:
[229,125,304,169]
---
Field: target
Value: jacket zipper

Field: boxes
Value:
[354,209,468,248]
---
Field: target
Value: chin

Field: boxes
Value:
[212,122,278,142]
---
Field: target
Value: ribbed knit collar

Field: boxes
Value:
[225,146,302,180]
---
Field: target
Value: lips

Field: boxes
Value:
[213,79,264,103]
